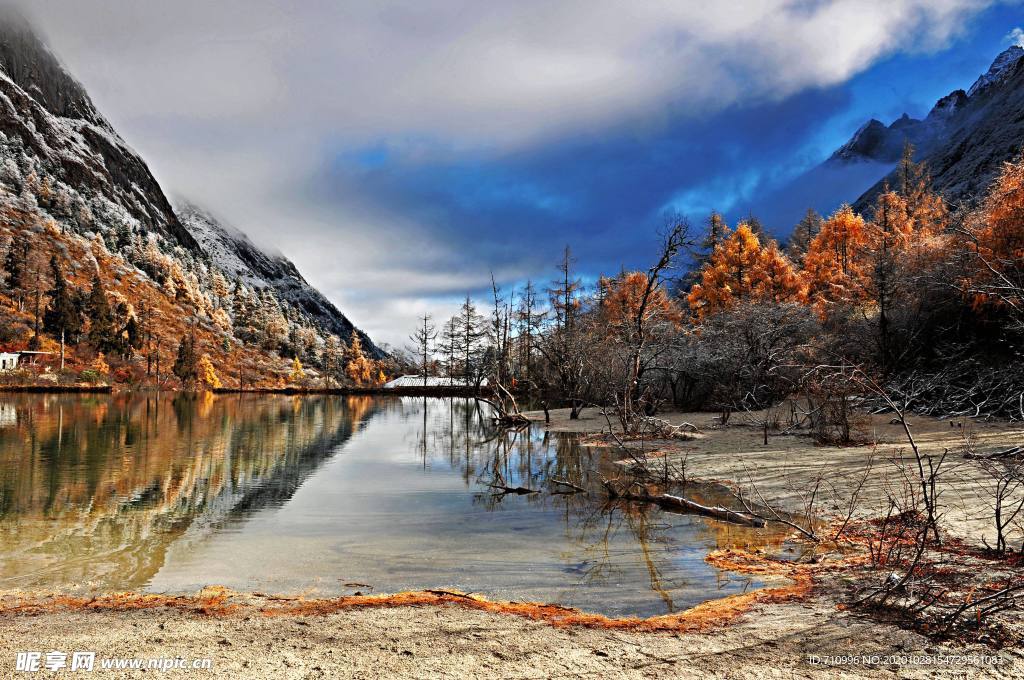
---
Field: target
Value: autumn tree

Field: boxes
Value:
[960,157,1024,330]
[687,223,804,319]
[288,356,305,384]
[862,190,915,369]
[602,218,690,430]
[198,353,221,390]
[802,205,870,312]
[345,333,374,386]
[896,142,947,235]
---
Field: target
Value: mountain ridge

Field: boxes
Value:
[0,10,384,369]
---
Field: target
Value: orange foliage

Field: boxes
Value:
[688,223,805,319]
[602,271,682,329]
[979,159,1024,263]
[802,205,870,310]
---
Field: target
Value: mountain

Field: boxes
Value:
[853,45,1024,211]
[0,9,383,380]
[175,202,379,356]
[758,44,1024,233]
[0,8,197,250]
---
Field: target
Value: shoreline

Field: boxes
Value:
[3,404,1021,677]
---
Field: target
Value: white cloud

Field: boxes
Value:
[1008,27,1024,47]
[10,0,1000,344]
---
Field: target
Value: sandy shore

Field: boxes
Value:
[526,406,1024,547]
[3,406,1021,678]
[1,589,1019,678]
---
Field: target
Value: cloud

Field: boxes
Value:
[1008,26,1024,47]
[7,0,1001,347]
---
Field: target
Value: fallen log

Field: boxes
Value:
[964,446,1023,460]
[603,480,764,527]
[549,478,587,493]
[488,483,539,495]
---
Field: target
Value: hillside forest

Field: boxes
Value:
[0,165,390,390]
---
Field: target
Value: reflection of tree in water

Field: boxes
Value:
[405,397,729,613]
[0,393,371,590]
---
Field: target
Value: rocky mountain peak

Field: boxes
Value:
[966,44,1024,97]
[0,7,106,127]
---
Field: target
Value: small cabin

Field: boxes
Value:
[0,351,53,372]
[0,352,19,371]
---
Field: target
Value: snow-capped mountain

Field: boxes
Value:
[0,7,198,250]
[176,202,379,356]
[758,44,1024,233]
[0,9,381,357]
[966,44,1023,97]
[853,44,1024,211]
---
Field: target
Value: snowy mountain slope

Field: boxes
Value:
[0,8,198,250]
[175,202,382,357]
[854,45,1024,211]
[0,9,381,358]
[761,44,1024,233]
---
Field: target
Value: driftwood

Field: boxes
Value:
[488,483,539,495]
[549,478,587,493]
[602,480,765,528]
[964,446,1023,460]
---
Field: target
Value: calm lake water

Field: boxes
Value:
[0,394,786,617]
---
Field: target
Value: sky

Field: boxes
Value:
[12,0,1024,349]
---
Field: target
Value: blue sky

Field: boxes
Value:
[22,0,1024,347]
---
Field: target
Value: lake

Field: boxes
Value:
[0,393,786,617]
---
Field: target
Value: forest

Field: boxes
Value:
[400,145,1024,436]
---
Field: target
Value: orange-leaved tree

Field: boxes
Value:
[802,204,870,312]
[962,157,1024,325]
[687,222,804,319]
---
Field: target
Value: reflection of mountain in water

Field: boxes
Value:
[0,394,375,590]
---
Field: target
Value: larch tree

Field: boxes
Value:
[288,356,305,384]
[786,208,823,266]
[963,157,1024,329]
[198,353,221,390]
[802,205,870,312]
[688,224,805,319]
[863,190,915,369]
[345,334,374,385]
[24,244,49,350]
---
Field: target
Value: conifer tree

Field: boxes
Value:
[86,274,115,352]
[289,356,305,384]
[4,239,27,311]
[198,353,221,390]
[43,255,81,369]
[173,331,198,386]
[787,208,823,265]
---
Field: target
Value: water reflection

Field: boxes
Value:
[0,394,787,617]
